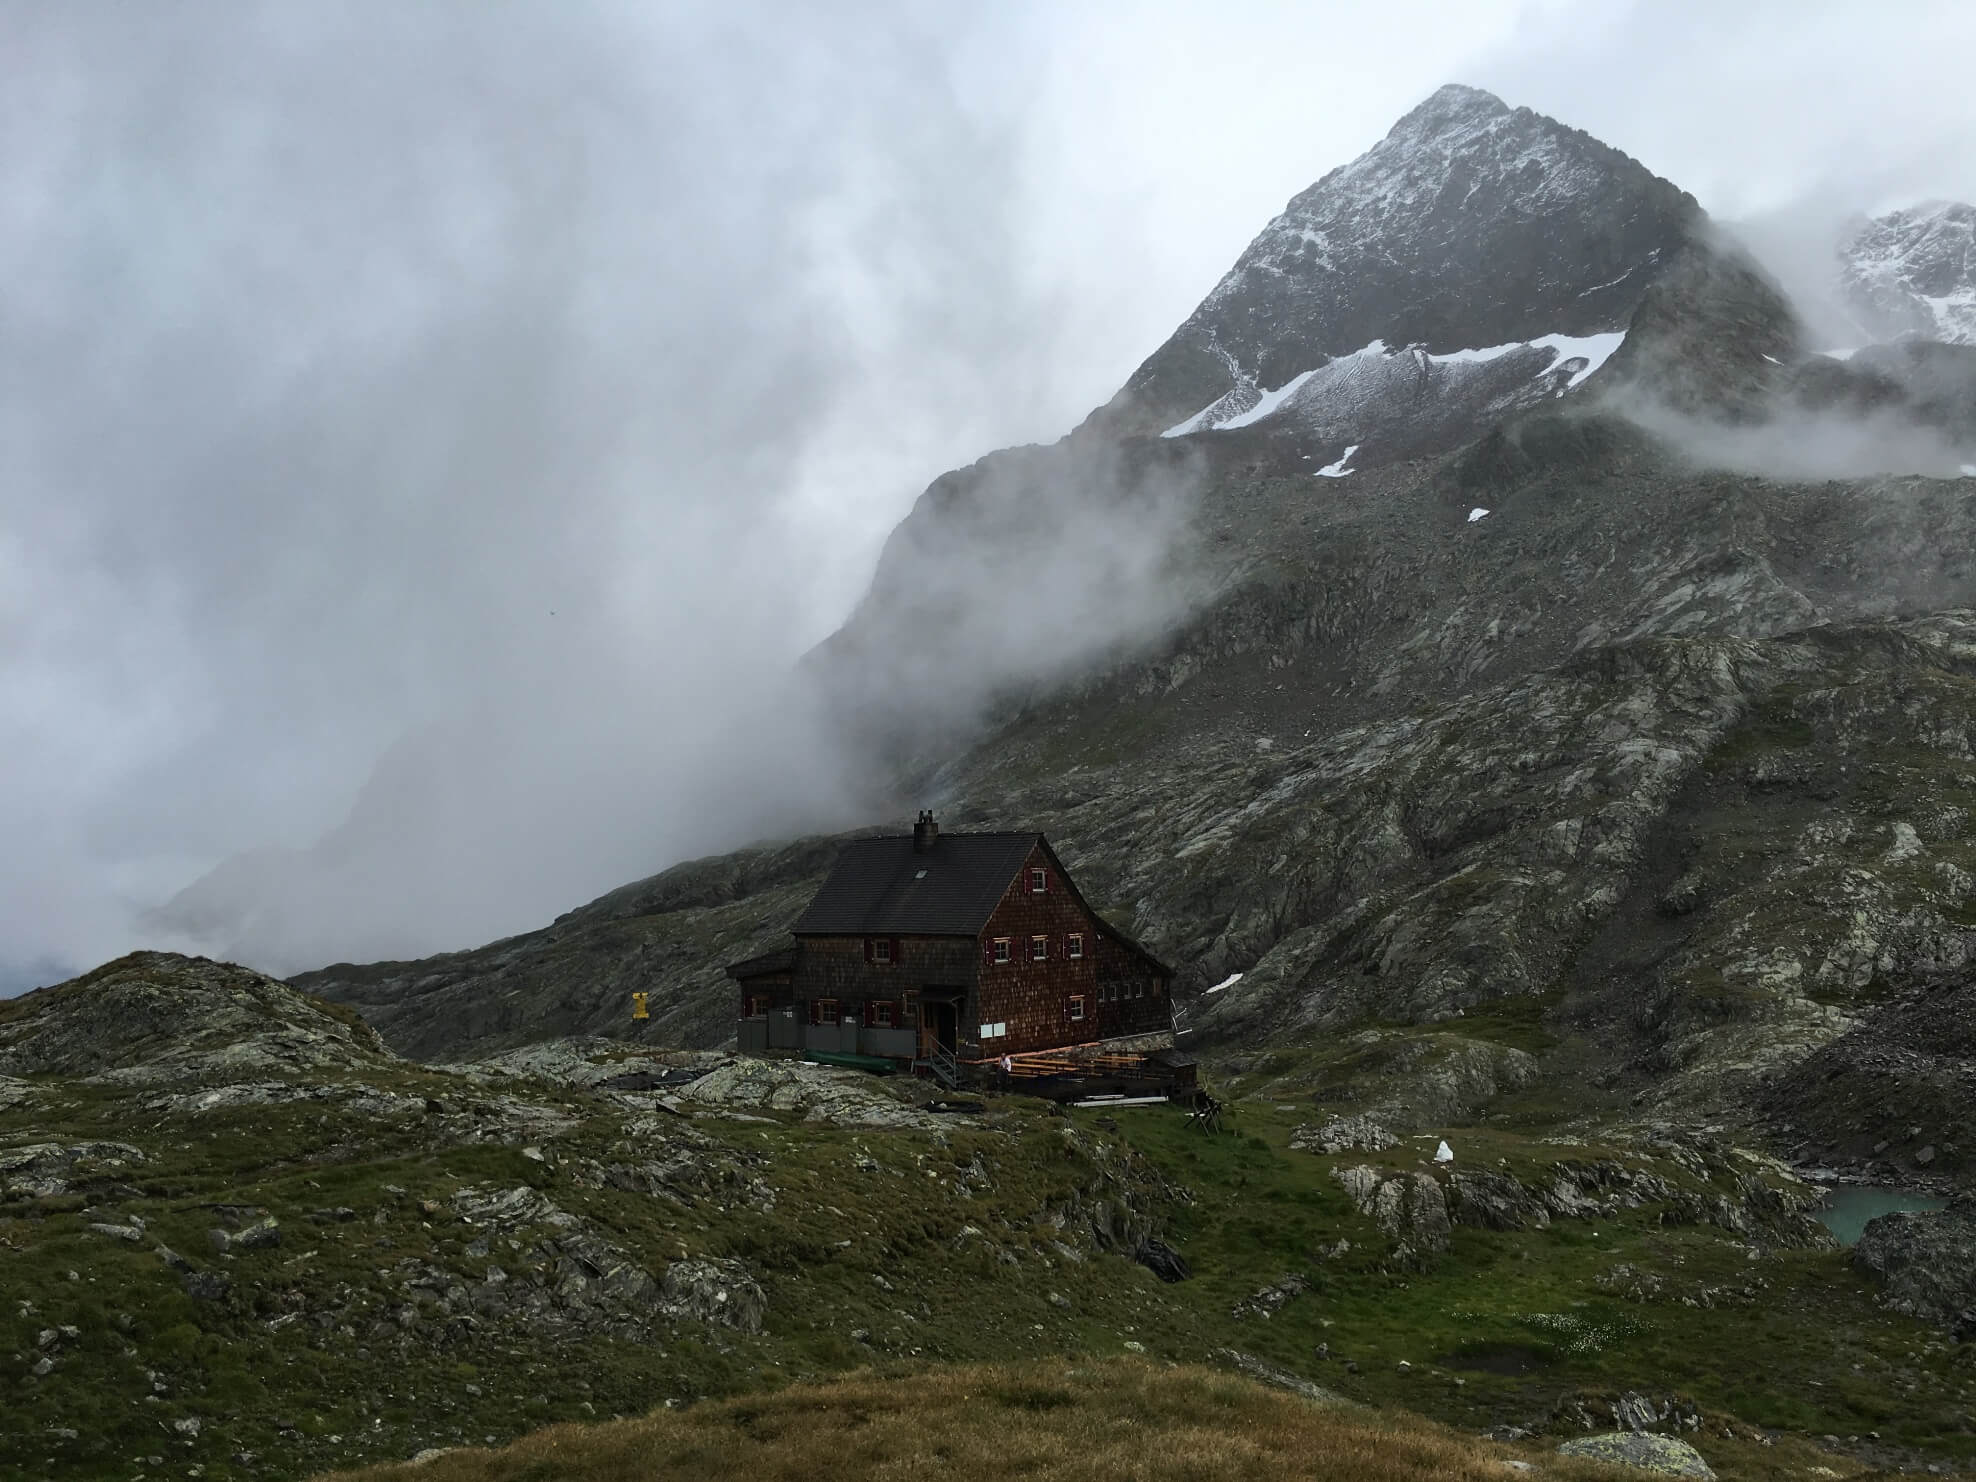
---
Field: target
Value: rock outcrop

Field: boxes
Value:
[1556,1431,1715,1478]
[1852,1195,1976,1339]
[673,1056,945,1130]
[0,952,390,1083]
[1290,1115,1397,1155]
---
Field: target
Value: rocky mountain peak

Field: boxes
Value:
[1088,83,1701,438]
[1391,81,1509,126]
[1840,200,1976,344]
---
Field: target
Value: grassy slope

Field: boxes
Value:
[317,1358,1636,1482]
[6,1049,1974,1482]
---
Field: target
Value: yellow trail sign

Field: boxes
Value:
[631,992,649,1021]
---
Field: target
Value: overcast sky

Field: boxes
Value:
[5,0,1975,987]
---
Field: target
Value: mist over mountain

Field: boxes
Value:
[149,79,1976,988]
[1840,201,1976,345]
[17,60,1976,1479]
[286,82,1976,1093]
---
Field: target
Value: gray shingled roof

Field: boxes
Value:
[792,833,1041,936]
[724,946,796,981]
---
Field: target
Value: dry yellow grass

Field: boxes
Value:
[315,1358,1645,1482]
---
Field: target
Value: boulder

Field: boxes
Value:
[1556,1432,1714,1477]
[659,1257,765,1334]
[1853,1196,1976,1339]
[229,1219,282,1252]
[1232,1274,1309,1319]
[1132,1238,1191,1284]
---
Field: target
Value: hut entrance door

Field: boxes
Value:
[920,998,958,1057]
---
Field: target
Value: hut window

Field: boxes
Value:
[1030,867,1048,893]
[873,1001,896,1027]
[1031,935,1049,962]
[1069,995,1087,1021]
[1067,933,1084,960]
[992,937,1012,964]
[873,938,892,964]
[811,998,838,1025]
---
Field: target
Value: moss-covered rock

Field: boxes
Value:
[1556,1431,1715,1477]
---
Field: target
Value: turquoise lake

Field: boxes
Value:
[1812,1185,1949,1246]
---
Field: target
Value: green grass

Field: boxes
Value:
[1065,1095,1976,1465]
[5,1057,1974,1482]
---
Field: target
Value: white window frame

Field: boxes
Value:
[1069,995,1087,1022]
[873,938,892,964]
[1067,933,1084,960]
[1031,935,1048,962]
[992,937,1011,964]
[1030,867,1047,893]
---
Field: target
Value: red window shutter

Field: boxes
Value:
[863,938,874,963]
[891,937,902,964]
[984,939,995,965]
[1043,869,1052,892]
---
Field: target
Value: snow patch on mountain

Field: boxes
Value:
[1432,331,1625,388]
[1160,332,1625,442]
[1315,445,1359,478]
[1220,367,1325,431]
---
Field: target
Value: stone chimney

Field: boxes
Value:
[912,809,939,853]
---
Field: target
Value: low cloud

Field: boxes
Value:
[0,3,1134,980]
[1618,387,1976,483]
[12,3,1976,986]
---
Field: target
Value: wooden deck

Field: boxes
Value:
[963,1045,1198,1101]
